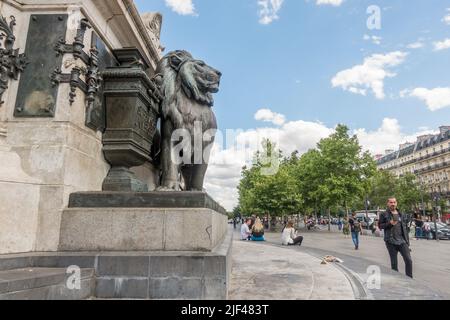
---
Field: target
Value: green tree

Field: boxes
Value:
[313,125,377,226]
[366,170,397,210]
[396,173,427,212]
[238,139,303,218]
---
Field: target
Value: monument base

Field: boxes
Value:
[0,227,232,299]
[102,167,148,192]
[0,191,233,300]
[59,192,228,252]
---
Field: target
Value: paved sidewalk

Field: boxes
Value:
[263,232,445,300]
[229,237,355,300]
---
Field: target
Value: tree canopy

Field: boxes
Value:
[237,124,434,217]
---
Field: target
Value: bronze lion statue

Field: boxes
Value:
[156,50,222,191]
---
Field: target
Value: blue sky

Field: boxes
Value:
[135,0,450,209]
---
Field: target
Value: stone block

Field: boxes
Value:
[59,206,227,252]
[163,209,214,251]
[0,268,94,300]
[96,278,148,299]
[149,256,204,278]
[203,278,227,300]
[68,191,227,215]
[30,255,96,269]
[0,257,32,272]
[204,256,227,277]
[0,181,40,254]
[97,256,149,277]
[47,278,95,300]
[59,208,165,251]
[148,278,203,300]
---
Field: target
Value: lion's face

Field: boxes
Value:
[179,59,222,107]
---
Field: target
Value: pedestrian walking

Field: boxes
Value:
[378,197,413,278]
[349,212,362,250]
[343,216,350,237]
[414,213,424,240]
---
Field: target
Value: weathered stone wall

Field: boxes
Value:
[0,0,162,254]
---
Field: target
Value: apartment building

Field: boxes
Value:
[377,126,450,206]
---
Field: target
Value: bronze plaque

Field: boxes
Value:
[14,14,68,117]
[85,32,118,131]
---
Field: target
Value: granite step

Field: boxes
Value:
[0,267,95,300]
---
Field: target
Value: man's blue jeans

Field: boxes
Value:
[351,231,359,248]
[415,227,423,239]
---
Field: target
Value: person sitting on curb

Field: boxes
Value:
[240,218,252,241]
[281,220,303,246]
[251,218,266,241]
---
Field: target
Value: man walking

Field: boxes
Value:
[349,212,362,250]
[378,197,413,278]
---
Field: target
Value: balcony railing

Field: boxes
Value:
[395,147,450,168]
[413,161,449,174]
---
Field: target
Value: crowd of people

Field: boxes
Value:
[237,197,417,279]
[240,216,266,242]
[411,213,433,240]
[239,215,304,246]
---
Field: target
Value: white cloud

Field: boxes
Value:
[165,0,196,16]
[355,118,437,156]
[443,8,450,25]
[433,38,450,51]
[409,87,450,111]
[331,51,408,99]
[204,112,437,210]
[258,0,284,25]
[316,0,344,6]
[363,34,382,45]
[407,41,424,49]
[254,108,286,126]
[205,110,333,210]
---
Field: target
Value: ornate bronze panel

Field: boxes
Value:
[85,33,118,132]
[14,14,68,117]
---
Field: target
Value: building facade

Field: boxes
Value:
[377,126,450,206]
[0,0,163,254]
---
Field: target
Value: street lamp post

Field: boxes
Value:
[420,181,426,217]
[433,193,440,242]
[365,195,370,233]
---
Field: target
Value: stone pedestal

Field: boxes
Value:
[0,227,233,300]
[55,191,232,299]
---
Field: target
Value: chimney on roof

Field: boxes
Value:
[385,149,394,155]
[399,142,413,150]
[439,126,450,134]
[417,134,434,142]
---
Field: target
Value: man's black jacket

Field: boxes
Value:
[378,209,410,246]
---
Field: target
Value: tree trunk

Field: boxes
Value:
[328,208,331,231]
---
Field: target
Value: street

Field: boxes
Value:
[263,228,450,299]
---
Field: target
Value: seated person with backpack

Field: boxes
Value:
[251,218,266,241]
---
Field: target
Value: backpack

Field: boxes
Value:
[353,219,361,232]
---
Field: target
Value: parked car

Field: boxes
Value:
[355,212,378,230]
[423,222,450,240]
